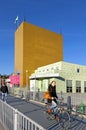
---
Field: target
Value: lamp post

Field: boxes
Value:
[33,75,36,100]
[26,70,28,90]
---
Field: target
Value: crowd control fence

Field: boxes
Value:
[0,99,46,130]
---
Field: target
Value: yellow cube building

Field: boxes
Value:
[14,21,63,87]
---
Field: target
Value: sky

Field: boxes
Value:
[0,0,86,74]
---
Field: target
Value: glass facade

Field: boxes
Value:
[66,80,72,93]
[84,81,86,93]
[76,81,81,93]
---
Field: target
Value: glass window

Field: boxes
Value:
[77,68,80,73]
[76,81,81,93]
[84,81,86,93]
[84,87,86,93]
[66,80,72,93]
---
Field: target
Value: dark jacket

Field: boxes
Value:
[1,85,8,93]
[48,84,58,99]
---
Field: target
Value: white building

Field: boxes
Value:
[29,61,86,93]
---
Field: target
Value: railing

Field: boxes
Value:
[0,100,46,130]
[8,87,86,113]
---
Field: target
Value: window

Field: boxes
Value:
[76,81,81,93]
[84,81,86,93]
[84,87,86,93]
[56,67,59,70]
[66,80,72,93]
[77,68,80,73]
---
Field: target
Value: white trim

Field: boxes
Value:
[29,73,59,79]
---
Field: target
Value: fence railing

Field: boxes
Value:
[9,86,86,105]
[8,87,86,114]
[0,100,46,130]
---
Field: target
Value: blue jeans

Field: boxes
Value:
[2,93,7,102]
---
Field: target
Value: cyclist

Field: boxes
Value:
[43,81,59,120]
[48,81,58,104]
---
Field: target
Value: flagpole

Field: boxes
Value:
[16,21,18,30]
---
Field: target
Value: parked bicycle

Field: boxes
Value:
[44,97,71,130]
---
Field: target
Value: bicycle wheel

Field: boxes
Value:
[58,110,71,130]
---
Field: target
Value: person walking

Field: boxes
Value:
[48,80,58,103]
[1,82,8,102]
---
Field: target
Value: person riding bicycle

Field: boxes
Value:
[48,81,58,104]
[43,81,59,120]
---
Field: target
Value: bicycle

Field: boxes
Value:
[44,97,71,130]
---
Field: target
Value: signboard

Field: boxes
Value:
[10,75,20,85]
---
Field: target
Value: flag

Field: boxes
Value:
[14,16,19,24]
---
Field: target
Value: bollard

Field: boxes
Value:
[79,102,85,113]
[67,96,71,111]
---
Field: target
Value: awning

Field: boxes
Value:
[29,73,59,79]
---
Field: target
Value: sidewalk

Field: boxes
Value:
[0,122,5,130]
[0,94,86,130]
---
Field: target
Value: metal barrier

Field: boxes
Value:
[8,87,86,105]
[8,87,86,113]
[0,100,46,130]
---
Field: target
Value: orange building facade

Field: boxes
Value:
[14,22,63,87]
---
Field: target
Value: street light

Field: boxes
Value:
[33,75,36,100]
[26,70,28,90]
